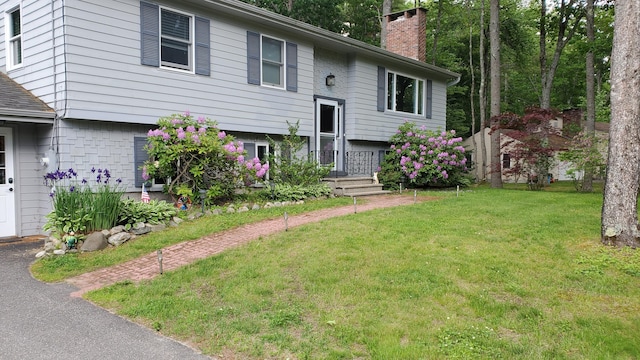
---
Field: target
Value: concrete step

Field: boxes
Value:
[336,184,387,196]
[344,189,392,197]
[322,177,377,187]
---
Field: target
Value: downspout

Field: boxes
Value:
[48,0,67,171]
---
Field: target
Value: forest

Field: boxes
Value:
[241,0,614,138]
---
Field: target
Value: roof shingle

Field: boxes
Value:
[0,72,54,113]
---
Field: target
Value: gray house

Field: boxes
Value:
[0,0,459,237]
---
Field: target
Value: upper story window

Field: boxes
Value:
[5,6,22,69]
[387,71,424,116]
[261,36,284,87]
[160,8,192,71]
[246,31,298,92]
[140,1,210,76]
[377,67,432,118]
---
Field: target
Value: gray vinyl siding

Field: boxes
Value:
[56,119,152,192]
[0,0,62,107]
[345,57,447,142]
[15,123,52,236]
[60,0,313,136]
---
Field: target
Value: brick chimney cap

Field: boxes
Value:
[385,7,427,22]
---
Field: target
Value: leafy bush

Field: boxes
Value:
[118,199,177,227]
[267,121,331,186]
[272,183,332,201]
[44,168,124,235]
[379,122,469,188]
[559,131,607,191]
[143,112,268,203]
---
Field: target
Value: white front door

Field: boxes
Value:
[0,128,16,237]
[315,99,343,171]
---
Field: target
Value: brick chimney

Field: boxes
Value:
[384,8,427,62]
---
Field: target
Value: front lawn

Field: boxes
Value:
[31,197,354,282]
[86,186,640,359]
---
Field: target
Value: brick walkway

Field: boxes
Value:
[67,194,427,297]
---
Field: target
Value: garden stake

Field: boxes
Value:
[284,212,288,231]
[399,183,403,193]
[157,250,163,275]
[414,190,417,204]
[457,185,460,197]
[354,197,357,213]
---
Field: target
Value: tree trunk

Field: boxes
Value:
[489,0,502,188]
[539,0,583,109]
[468,0,479,181]
[582,0,595,192]
[380,0,392,49]
[479,0,488,181]
[432,0,444,65]
[601,0,640,247]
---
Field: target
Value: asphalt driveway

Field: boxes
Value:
[0,241,211,360]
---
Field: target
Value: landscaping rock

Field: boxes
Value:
[81,232,108,252]
[101,229,110,237]
[149,224,166,232]
[238,206,249,213]
[212,209,223,215]
[44,242,55,252]
[53,249,65,255]
[252,204,260,211]
[131,222,151,235]
[35,251,47,258]
[110,225,126,235]
[227,207,236,214]
[172,216,184,225]
[108,232,131,246]
[274,202,282,207]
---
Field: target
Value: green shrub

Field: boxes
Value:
[267,121,331,186]
[272,183,332,201]
[44,168,124,236]
[118,199,177,228]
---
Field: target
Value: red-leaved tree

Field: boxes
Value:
[491,108,562,190]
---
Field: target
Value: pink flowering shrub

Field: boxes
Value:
[379,122,469,188]
[143,112,269,203]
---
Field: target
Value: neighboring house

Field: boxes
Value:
[464,119,609,183]
[0,0,459,237]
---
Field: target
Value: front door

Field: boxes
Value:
[0,128,16,237]
[315,99,343,171]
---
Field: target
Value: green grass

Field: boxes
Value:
[85,184,640,359]
[31,197,353,282]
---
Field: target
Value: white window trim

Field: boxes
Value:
[260,34,286,90]
[254,142,271,180]
[4,4,23,71]
[158,5,194,74]
[387,71,425,116]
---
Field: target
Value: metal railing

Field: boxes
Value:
[309,150,376,177]
[346,151,375,176]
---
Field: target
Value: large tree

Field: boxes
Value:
[490,0,502,188]
[581,0,595,192]
[601,0,640,247]
[538,0,584,109]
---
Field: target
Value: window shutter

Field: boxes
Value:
[378,150,387,168]
[377,66,386,112]
[140,1,159,67]
[425,79,433,119]
[245,143,256,160]
[247,31,260,85]
[134,136,149,187]
[194,16,210,76]
[286,42,298,92]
